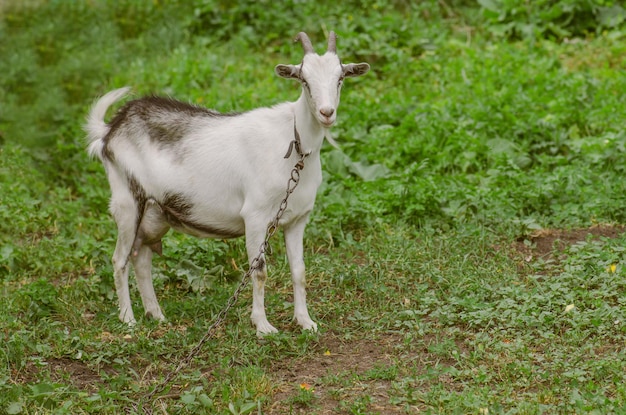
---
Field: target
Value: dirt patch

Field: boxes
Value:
[266,332,434,414]
[15,357,113,392]
[264,329,470,414]
[513,224,624,267]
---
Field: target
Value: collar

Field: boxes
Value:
[284,116,308,160]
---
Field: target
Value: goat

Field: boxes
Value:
[84,31,370,335]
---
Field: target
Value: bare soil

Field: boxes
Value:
[513,224,624,267]
[267,332,409,414]
[15,357,113,393]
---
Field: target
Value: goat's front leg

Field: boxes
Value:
[245,224,278,336]
[284,216,317,332]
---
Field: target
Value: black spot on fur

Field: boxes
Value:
[160,192,243,238]
[128,175,147,206]
[163,192,193,217]
[126,175,149,254]
[136,95,240,118]
[102,103,134,161]
[102,95,242,154]
[146,121,187,144]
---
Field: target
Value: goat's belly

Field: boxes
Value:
[168,217,244,239]
[157,194,245,239]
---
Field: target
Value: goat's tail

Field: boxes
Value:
[84,87,131,159]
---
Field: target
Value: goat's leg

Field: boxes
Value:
[245,223,278,336]
[130,199,168,321]
[131,245,165,321]
[284,217,317,331]
[108,166,144,324]
[111,236,135,324]
[110,208,138,324]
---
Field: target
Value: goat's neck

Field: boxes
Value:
[293,93,325,156]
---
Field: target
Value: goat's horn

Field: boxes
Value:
[295,32,314,54]
[327,31,337,53]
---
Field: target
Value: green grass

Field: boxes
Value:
[2,0,626,413]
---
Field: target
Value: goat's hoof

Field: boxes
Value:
[145,310,166,322]
[119,311,136,326]
[299,320,318,332]
[295,314,318,332]
[255,322,279,337]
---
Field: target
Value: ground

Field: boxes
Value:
[11,224,624,414]
[267,224,625,414]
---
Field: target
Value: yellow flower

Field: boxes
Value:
[608,264,617,273]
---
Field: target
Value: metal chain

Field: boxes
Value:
[132,150,309,414]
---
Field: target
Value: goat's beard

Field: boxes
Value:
[324,129,340,150]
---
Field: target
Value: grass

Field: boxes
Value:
[2,0,626,413]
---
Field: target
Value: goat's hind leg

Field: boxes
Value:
[110,195,140,325]
[131,245,165,321]
[131,199,169,322]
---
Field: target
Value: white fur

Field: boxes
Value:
[85,36,369,336]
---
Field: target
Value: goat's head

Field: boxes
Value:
[275,31,370,128]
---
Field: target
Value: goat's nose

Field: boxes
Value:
[320,107,335,117]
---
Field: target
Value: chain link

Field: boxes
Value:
[132,150,309,414]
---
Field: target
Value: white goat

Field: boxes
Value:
[85,31,369,335]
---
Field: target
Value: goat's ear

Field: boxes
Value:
[275,64,301,80]
[343,62,370,78]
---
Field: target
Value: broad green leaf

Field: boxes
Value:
[6,402,23,415]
